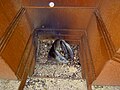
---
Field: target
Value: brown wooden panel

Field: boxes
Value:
[29,57,35,76]
[18,70,28,90]
[87,15,109,77]
[26,8,94,29]
[0,56,17,79]
[22,0,97,7]
[0,7,9,38]
[0,0,21,22]
[0,0,21,38]
[17,35,33,79]
[19,47,35,90]
[93,60,120,86]
[98,0,120,51]
[1,14,31,73]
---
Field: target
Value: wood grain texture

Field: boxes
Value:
[93,60,120,85]
[87,15,109,78]
[0,0,21,38]
[80,33,96,90]
[1,14,31,74]
[19,47,35,90]
[98,0,120,51]
[22,0,98,7]
[26,8,94,29]
[87,0,120,86]
[16,35,33,79]
[95,11,116,58]
[0,57,17,79]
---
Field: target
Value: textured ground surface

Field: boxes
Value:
[24,78,87,90]
[0,79,20,90]
[33,64,82,79]
[92,85,120,90]
[24,39,87,90]
[34,39,82,79]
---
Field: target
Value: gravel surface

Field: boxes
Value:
[24,38,120,90]
[24,77,87,90]
[0,79,20,90]
[92,85,120,90]
[24,39,86,90]
[34,39,81,79]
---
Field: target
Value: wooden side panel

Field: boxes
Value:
[19,46,35,90]
[26,8,94,29]
[98,0,120,51]
[0,57,17,79]
[22,0,98,7]
[0,0,21,38]
[93,60,120,85]
[0,7,9,38]
[87,15,109,77]
[0,0,21,21]
[29,57,35,76]
[17,35,33,79]
[1,14,31,73]
[91,0,120,86]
